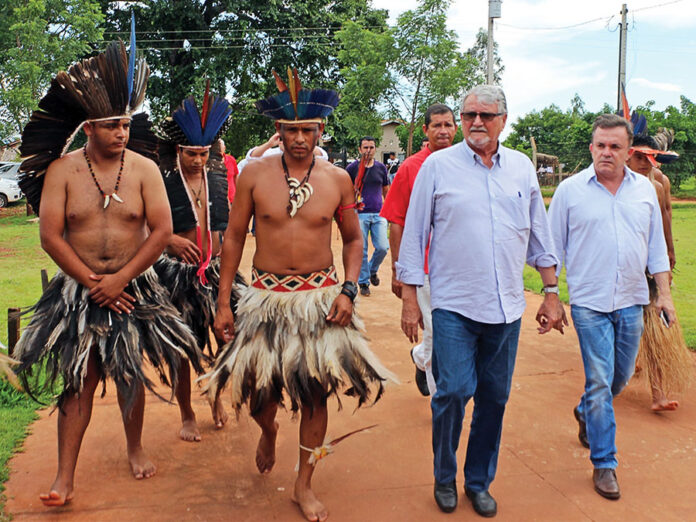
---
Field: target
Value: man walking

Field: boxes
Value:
[548,114,676,499]
[398,85,566,517]
[346,137,390,296]
[204,70,395,522]
[381,103,458,397]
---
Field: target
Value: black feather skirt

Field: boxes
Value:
[152,255,246,362]
[202,284,398,415]
[14,268,201,414]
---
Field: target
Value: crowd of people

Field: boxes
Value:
[4,28,690,522]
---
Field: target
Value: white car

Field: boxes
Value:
[0,163,23,207]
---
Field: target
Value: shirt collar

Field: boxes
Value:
[460,139,504,169]
[586,164,636,184]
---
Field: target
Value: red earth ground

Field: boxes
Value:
[4,230,695,521]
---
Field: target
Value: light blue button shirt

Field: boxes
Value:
[396,140,558,324]
[548,165,669,313]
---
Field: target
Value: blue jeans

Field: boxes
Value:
[430,309,521,492]
[571,305,644,469]
[357,213,388,285]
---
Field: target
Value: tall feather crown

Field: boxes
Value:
[159,81,232,147]
[620,100,679,166]
[255,68,339,123]
[18,12,156,211]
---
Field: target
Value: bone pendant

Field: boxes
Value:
[112,193,124,204]
[103,194,110,208]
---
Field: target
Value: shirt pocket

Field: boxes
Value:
[494,195,531,240]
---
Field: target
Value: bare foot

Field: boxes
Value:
[256,421,279,473]
[128,446,156,479]
[652,398,679,412]
[39,480,73,507]
[292,482,329,522]
[211,396,229,429]
[180,418,202,442]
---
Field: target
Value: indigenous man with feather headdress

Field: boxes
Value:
[625,114,691,411]
[203,69,396,522]
[14,19,200,506]
[154,85,245,440]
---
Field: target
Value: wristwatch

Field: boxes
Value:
[340,281,358,302]
[543,285,560,295]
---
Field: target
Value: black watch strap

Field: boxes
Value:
[340,281,358,302]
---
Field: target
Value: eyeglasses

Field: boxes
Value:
[460,112,504,122]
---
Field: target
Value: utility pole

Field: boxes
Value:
[487,1,502,84]
[617,3,628,111]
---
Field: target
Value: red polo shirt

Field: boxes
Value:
[380,146,432,273]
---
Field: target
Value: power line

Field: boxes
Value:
[103,25,385,35]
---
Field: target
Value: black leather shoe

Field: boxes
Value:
[370,272,380,286]
[465,488,497,517]
[574,407,590,449]
[434,480,457,513]
[410,348,430,396]
[359,284,371,297]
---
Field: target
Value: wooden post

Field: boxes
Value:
[41,268,49,291]
[26,202,34,216]
[7,308,20,357]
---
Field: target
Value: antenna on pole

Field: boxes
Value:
[617,4,628,111]
[487,0,502,84]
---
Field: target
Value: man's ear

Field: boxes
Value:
[275,121,282,132]
[83,121,93,137]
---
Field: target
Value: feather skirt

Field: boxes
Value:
[14,268,201,413]
[202,285,397,415]
[153,255,246,361]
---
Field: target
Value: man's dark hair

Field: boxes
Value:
[421,137,429,144]
[424,104,455,127]
[592,114,634,144]
[359,136,376,147]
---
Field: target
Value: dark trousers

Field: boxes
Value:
[431,308,521,492]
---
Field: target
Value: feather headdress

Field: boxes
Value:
[159,81,232,148]
[255,68,339,123]
[18,12,157,212]
[623,111,679,167]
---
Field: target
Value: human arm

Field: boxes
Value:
[396,161,434,342]
[389,224,404,297]
[652,271,677,325]
[654,181,675,273]
[327,174,362,326]
[213,166,254,342]
[249,133,281,158]
[167,234,201,265]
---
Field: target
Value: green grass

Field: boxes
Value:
[0,203,56,515]
[524,203,696,349]
[672,176,696,199]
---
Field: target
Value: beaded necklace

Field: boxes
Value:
[83,147,125,209]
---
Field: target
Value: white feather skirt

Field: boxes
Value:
[203,284,397,414]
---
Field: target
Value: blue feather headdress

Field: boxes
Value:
[161,81,232,148]
[255,68,339,123]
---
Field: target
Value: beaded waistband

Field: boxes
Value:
[251,266,338,292]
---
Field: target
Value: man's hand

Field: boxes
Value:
[267,133,281,148]
[391,271,403,299]
[88,273,133,313]
[168,235,201,265]
[214,304,236,343]
[400,285,423,343]
[326,294,353,326]
[654,293,677,327]
[535,294,568,334]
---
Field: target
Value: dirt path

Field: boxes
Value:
[5,231,696,521]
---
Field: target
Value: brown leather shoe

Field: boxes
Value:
[574,407,589,449]
[593,468,620,500]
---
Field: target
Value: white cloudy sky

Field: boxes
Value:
[373,0,696,135]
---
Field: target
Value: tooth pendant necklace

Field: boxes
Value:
[83,147,125,209]
[281,154,315,218]
[189,174,205,208]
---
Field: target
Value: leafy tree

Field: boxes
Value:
[97,0,387,158]
[394,119,463,156]
[0,0,104,141]
[464,28,504,86]
[332,20,394,152]
[388,0,478,155]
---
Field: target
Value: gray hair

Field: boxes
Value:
[460,85,507,114]
[591,114,633,144]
